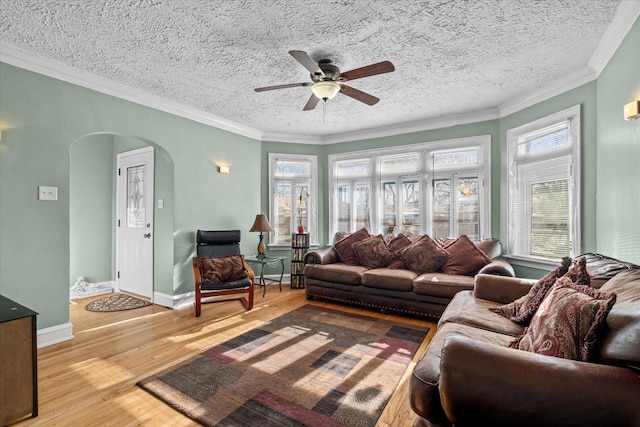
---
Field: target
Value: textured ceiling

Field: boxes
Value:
[0,0,626,140]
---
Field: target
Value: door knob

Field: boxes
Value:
[143,233,151,238]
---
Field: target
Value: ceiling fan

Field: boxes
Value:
[254,50,395,111]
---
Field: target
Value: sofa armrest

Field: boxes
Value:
[477,258,515,277]
[473,273,536,304]
[439,336,640,427]
[303,247,339,265]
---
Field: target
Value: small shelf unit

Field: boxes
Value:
[290,233,309,289]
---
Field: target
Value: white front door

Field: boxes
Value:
[116,147,154,300]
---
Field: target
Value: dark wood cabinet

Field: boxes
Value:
[0,295,38,424]
[291,233,309,289]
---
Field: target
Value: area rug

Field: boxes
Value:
[85,293,152,312]
[137,305,429,426]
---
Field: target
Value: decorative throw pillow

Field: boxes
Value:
[490,256,573,324]
[386,234,412,269]
[509,276,617,361]
[398,234,450,275]
[198,255,248,283]
[440,235,491,276]
[353,235,393,269]
[333,228,371,265]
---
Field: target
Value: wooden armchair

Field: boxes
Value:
[192,230,255,317]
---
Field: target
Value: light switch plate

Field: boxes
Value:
[39,186,58,201]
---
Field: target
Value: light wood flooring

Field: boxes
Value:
[13,286,436,427]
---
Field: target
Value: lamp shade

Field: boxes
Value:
[250,214,273,233]
[311,81,340,100]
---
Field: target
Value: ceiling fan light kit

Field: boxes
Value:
[255,50,395,111]
[311,81,340,100]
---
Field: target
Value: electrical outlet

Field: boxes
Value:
[39,186,58,201]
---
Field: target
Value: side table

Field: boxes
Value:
[245,255,285,297]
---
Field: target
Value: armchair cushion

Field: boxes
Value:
[510,276,617,362]
[198,254,249,284]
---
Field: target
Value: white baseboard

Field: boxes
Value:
[153,274,291,310]
[37,322,74,348]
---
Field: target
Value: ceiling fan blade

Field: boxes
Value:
[303,94,320,111]
[289,50,324,77]
[339,61,395,82]
[254,82,311,92]
[339,84,380,106]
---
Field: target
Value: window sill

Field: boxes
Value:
[503,255,559,271]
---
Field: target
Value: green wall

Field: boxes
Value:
[596,16,640,264]
[0,63,261,329]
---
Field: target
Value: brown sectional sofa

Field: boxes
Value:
[410,253,640,427]
[303,235,515,318]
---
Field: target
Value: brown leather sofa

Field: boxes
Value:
[409,253,640,427]
[303,236,514,318]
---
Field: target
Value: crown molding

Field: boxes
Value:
[0,43,263,141]
[498,66,597,118]
[588,0,640,76]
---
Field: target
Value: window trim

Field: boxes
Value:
[506,105,581,267]
[328,135,491,241]
[268,153,318,249]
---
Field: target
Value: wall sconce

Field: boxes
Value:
[218,165,230,175]
[624,100,640,121]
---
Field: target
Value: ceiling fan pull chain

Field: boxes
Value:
[323,101,327,124]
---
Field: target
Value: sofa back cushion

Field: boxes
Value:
[398,235,450,274]
[441,235,491,276]
[474,238,502,259]
[598,268,640,369]
[333,228,370,265]
[353,235,393,269]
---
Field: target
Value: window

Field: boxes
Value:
[507,105,581,264]
[269,153,318,247]
[329,136,491,240]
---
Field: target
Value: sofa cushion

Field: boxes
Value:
[474,238,502,260]
[386,234,412,269]
[361,268,416,291]
[490,256,572,324]
[439,291,526,337]
[353,234,392,269]
[333,228,370,265]
[398,235,450,275]
[441,235,491,276]
[413,273,474,299]
[510,276,617,362]
[584,253,640,289]
[198,255,248,283]
[303,263,367,286]
[598,268,640,367]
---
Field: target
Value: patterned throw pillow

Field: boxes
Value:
[398,234,450,275]
[198,255,248,283]
[386,234,412,269]
[490,256,573,324]
[509,276,617,361]
[353,235,393,269]
[440,235,491,276]
[333,228,371,265]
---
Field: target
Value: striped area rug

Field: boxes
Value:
[137,304,428,426]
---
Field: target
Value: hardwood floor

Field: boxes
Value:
[13,287,436,426]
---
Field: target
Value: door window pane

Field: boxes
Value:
[274,183,292,244]
[354,183,371,231]
[127,165,145,229]
[401,181,420,236]
[382,182,397,235]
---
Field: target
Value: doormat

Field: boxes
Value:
[85,293,152,312]
[137,304,429,426]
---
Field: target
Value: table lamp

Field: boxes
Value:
[249,214,273,258]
